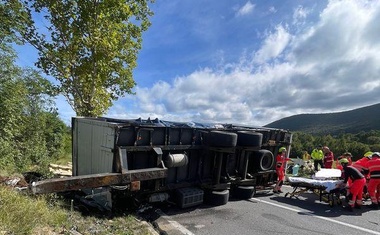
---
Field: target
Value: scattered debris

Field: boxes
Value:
[5,177,20,186]
[0,175,28,189]
[49,163,72,177]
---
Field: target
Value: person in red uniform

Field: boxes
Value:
[353,151,372,174]
[273,147,292,193]
[322,146,334,169]
[353,151,372,199]
[366,152,380,209]
[339,158,366,211]
[336,152,353,173]
[336,152,354,201]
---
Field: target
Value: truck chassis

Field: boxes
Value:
[32,117,292,208]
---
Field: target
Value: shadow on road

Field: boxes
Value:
[266,188,373,217]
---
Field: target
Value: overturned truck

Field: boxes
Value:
[32,117,292,208]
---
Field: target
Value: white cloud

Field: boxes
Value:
[236,1,255,17]
[292,5,310,25]
[21,0,380,129]
[253,25,291,64]
[64,0,380,127]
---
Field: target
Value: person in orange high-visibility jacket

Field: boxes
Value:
[353,151,372,199]
[340,158,366,212]
[367,152,380,209]
[353,151,372,177]
[273,147,292,193]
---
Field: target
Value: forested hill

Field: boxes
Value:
[265,103,380,135]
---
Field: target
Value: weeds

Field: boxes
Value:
[0,186,153,235]
[0,187,67,234]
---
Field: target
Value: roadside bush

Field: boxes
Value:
[0,139,17,171]
[0,43,68,174]
[291,131,380,160]
[0,186,153,235]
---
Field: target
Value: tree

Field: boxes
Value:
[0,43,26,143]
[0,42,67,172]
[0,0,30,43]
[7,0,154,116]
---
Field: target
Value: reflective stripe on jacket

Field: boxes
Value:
[368,158,380,179]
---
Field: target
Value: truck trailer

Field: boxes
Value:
[32,116,292,209]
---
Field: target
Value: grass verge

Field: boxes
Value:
[0,186,153,235]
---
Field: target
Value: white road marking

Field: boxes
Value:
[250,198,380,235]
[156,210,195,235]
[166,220,195,235]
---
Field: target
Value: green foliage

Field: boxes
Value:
[290,131,380,161]
[266,103,380,135]
[0,43,69,173]
[51,124,72,165]
[8,0,155,117]
[0,186,153,234]
[0,187,67,234]
[0,0,33,43]
[266,104,380,161]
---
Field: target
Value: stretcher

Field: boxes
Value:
[285,176,345,207]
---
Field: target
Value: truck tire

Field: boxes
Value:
[232,186,256,199]
[204,190,229,206]
[252,150,274,171]
[209,131,237,147]
[237,131,263,147]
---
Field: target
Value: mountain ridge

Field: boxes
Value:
[265,103,380,134]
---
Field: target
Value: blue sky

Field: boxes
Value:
[15,0,380,126]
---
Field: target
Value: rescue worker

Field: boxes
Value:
[339,158,366,211]
[344,152,353,165]
[311,145,324,171]
[302,151,311,161]
[353,151,372,175]
[353,151,372,200]
[336,152,353,201]
[273,147,292,193]
[322,146,334,169]
[336,152,353,177]
[366,152,380,209]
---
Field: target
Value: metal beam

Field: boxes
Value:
[31,168,167,194]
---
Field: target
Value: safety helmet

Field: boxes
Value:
[279,147,286,152]
[364,151,373,157]
[339,158,349,164]
[343,152,352,157]
[372,152,380,158]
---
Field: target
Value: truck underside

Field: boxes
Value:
[32,117,292,209]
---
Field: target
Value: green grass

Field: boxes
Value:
[0,187,67,234]
[53,153,72,165]
[0,186,153,235]
[52,139,72,165]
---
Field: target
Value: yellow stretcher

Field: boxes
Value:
[285,176,344,207]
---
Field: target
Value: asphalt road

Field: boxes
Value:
[151,185,380,235]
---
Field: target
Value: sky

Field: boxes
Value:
[15,0,380,127]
